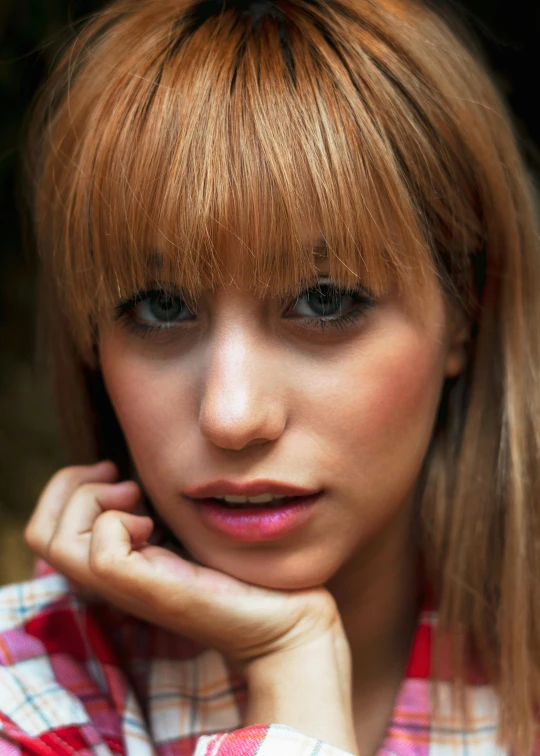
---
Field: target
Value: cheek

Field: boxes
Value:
[97,312,448,590]
[99,347,194,468]
[99,302,447,506]
[303,319,446,493]
[362,339,442,443]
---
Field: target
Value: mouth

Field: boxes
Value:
[201,495,312,509]
[186,492,324,541]
[183,479,320,500]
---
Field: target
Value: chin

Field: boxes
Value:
[193,547,337,592]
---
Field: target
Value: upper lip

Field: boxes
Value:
[184,479,321,499]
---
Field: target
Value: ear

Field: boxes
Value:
[444,304,471,379]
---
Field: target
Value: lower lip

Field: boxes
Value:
[189,494,322,541]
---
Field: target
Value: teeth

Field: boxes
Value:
[248,494,279,504]
[213,494,286,504]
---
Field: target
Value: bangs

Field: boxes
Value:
[33,0,484,354]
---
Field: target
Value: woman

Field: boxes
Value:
[1,0,539,753]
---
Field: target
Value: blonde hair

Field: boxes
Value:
[27,0,540,751]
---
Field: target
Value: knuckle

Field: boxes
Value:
[24,521,52,557]
[89,511,121,576]
[74,481,116,504]
[72,481,99,498]
[95,509,119,527]
[49,465,87,491]
[46,536,67,564]
[23,522,38,550]
[38,466,89,507]
[46,463,109,497]
[89,526,122,575]
[89,549,119,578]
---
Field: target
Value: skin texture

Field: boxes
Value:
[98,272,465,594]
[97,251,468,751]
[25,246,468,754]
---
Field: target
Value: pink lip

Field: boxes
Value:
[183,479,319,499]
[188,493,322,542]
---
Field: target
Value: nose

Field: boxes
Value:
[198,322,287,451]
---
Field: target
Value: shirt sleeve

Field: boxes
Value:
[194,724,356,756]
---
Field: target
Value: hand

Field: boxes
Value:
[24,461,347,676]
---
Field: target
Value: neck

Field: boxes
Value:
[325,504,421,751]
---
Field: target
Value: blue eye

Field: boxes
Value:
[114,279,375,339]
[137,291,191,323]
[113,289,194,338]
[285,278,375,332]
[290,280,369,317]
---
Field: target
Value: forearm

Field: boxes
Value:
[244,628,358,755]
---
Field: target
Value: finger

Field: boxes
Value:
[89,511,266,634]
[25,461,118,552]
[89,510,156,586]
[88,511,205,630]
[56,480,141,540]
[44,481,141,576]
[87,513,320,658]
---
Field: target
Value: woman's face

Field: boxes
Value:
[98,251,466,590]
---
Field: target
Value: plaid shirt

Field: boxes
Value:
[0,558,507,755]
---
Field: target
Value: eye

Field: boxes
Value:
[290,282,356,317]
[114,288,194,336]
[285,278,375,331]
[135,291,191,323]
[114,279,375,340]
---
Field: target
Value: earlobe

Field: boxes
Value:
[444,320,471,378]
[444,344,468,378]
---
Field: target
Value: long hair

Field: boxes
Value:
[26,0,540,750]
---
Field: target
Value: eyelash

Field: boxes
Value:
[113,281,375,339]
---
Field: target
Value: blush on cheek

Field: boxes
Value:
[338,326,447,491]
[371,344,443,433]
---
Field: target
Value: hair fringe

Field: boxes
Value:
[26,0,540,750]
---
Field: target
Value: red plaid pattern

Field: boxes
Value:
[0,558,510,755]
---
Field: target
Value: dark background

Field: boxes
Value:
[0,0,538,584]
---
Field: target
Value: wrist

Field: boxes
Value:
[243,628,357,754]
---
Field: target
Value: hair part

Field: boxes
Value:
[27,0,540,751]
